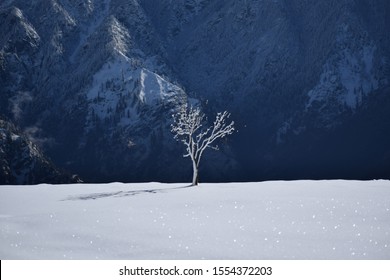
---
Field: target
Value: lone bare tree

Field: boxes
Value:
[171,104,235,186]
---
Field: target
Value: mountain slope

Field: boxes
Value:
[0,0,389,182]
[0,118,77,184]
[142,0,390,180]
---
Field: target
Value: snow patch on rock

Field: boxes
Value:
[307,26,379,110]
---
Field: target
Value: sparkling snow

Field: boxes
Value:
[0,180,389,259]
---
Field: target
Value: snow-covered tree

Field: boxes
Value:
[171,104,235,186]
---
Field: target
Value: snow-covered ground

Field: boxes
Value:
[0,180,389,259]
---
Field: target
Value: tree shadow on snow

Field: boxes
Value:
[62,184,194,201]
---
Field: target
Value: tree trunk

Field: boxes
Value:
[192,161,199,186]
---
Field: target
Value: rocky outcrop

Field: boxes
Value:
[0,118,79,184]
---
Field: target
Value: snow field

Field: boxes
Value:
[0,180,389,259]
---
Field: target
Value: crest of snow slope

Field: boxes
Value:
[306,26,379,110]
[276,22,385,141]
[0,180,389,259]
[84,11,186,130]
[1,6,41,47]
[85,54,185,129]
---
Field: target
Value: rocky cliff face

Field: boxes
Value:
[0,118,77,184]
[143,0,390,180]
[1,0,389,183]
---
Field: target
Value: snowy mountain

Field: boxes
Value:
[0,118,77,184]
[1,0,389,183]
